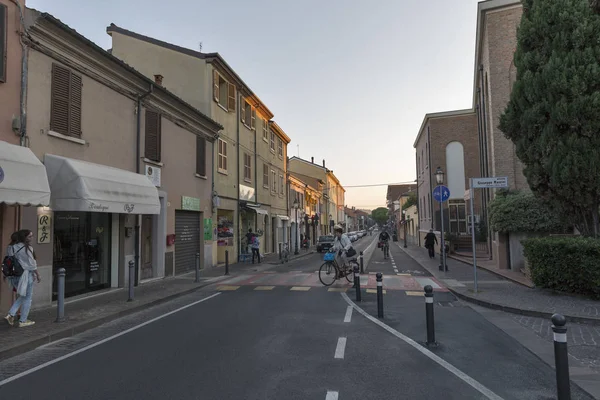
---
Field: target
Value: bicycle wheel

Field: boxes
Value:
[345,262,357,283]
[319,262,337,286]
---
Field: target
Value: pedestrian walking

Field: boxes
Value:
[4,229,41,327]
[251,235,261,264]
[424,229,438,259]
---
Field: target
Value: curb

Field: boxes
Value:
[267,250,315,265]
[447,287,600,326]
[0,280,216,362]
[447,255,534,288]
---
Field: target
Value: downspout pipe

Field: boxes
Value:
[427,126,434,230]
[10,0,27,147]
[237,95,241,258]
[134,84,154,286]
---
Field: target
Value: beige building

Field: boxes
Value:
[107,24,289,264]
[288,172,323,250]
[0,9,221,313]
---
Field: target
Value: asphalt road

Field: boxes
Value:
[0,235,594,399]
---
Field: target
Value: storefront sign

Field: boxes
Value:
[204,218,213,240]
[145,165,161,187]
[89,202,109,212]
[239,184,256,202]
[37,213,52,244]
[182,196,201,211]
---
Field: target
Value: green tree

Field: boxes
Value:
[499,0,600,236]
[402,192,417,210]
[371,207,388,226]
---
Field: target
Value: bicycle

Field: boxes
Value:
[380,240,389,259]
[318,249,358,286]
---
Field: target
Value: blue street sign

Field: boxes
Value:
[433,185,450,203]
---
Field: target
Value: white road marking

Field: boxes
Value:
[344,306,353,322]
[326,391,339,400]
[334,337,347,359]
[341,293,504,400]
[0,292,222,386]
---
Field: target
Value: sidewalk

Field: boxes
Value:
[398,242,600,325]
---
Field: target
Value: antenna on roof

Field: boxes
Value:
[198,42,203,52]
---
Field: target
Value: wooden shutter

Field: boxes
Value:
[145,110,161,162]
[227,83,235,111]
[0,4,6,83]
[263,164,268,186]
[240,100,246,124]
[50,63,81,137]
[251,109,256,130]
[70,73,82,136]
[213,70,219,102]
[196,136,206,176]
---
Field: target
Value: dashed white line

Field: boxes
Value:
[344,306,353,322]
[334,337,347,359]
[326,391,339,400]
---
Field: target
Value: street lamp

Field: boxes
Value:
[402,209,408,248]
[293,197,299,255]
[435,167,447,272]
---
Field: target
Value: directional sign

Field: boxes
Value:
[472,177,508,189]
[433,185,450,203]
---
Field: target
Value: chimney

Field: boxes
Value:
[154,74,163,86]
[322,159,325,168]
[311,157,314,163]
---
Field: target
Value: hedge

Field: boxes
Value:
[522,236,600,299]
[488,191,563,233]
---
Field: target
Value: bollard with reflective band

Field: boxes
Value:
[55,268,66,323]
[278,243,282,261]
[359,251,364,274]
[551,314,571,400]
[225,250,230,276]
[354,265,361,302]
[424,285,437,346]
[195,252,200,283]
[376,272,383,318]
[127,260,135,302]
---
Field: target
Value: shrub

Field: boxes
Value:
[522,236,600,299]
[488,191,564,233]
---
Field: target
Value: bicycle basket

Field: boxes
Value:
[323,252,336,262]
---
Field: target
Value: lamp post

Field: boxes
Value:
[435,167,447,272]
[402,210,408,248]
[293,197,299,255]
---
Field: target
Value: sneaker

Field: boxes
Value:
[4,314,14,326]
[18,320,35,327]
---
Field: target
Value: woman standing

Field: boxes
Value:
[3,229,41,327]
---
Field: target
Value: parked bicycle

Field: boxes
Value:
[318,248,358,286]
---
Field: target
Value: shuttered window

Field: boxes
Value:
[196,136,206,176]
[144,110,161,162]
[262,119,268,141]
[0,4,6,83]
[263,164,269,188]
[270,132,275,152]
[271,170,276,193]
[243,153,252,182]
[277,138,283,157]
[50,64,82,137]
[218,139,227,172]
[213,70,235,112]
[240,100,256,130]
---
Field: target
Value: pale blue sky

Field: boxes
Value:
[29,0,481,210]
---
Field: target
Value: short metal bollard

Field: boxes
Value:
[127,260,135,302]
[376,272,383,318]
[55,268,66,323]
[279,243,282,261]
[354,265,361,302]
[552,314,571,400]
[195,252,200,283]
[359,251,364,274]
[224,250,230,276]
[424,285,437,346]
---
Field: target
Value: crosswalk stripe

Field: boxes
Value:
[328,288,348,292]
[254,286,275,291]
[405,291,423,296]
[290,286,311,291]
[216,285,240,291]
[366,289,387,294]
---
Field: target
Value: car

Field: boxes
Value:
[317,235,335,253]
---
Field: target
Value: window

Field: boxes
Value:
[271,170,276,193]
[240,99,256,130]
[50,63,82,137]
[262,119,268,141]
[213,70,235,111]
[218,139,227,172]
[144,110,161,162]
[277,138,283,157]
[279,174,284,196]
[263,164,269,188]
[270,132,275,152]
[196,136,206,176]
[244,153,252,182]
[0,4,6,83]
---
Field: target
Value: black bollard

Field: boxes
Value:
[376,272,383,318]
[127,260,135,302]
[224,250,230,276]
[424,285,437,346]
[551,314,571,400]
[359,251,364,274]
[279,243,282,261]
[55,268,66,323]
[354,265,361,302]
[195,252,200,283]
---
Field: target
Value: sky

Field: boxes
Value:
[29,0,482,210]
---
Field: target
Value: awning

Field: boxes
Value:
[277,215,290,220]
[44,154,160,214]
[0,141,51,206]
[244,204,268,215]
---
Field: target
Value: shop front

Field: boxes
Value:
[44,154,160,299]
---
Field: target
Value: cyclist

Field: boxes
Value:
[378,229,390,245]
[332,225,352,276]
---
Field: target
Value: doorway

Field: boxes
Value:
[141,215,153,280]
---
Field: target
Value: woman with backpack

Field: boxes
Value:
[3,229,41,327]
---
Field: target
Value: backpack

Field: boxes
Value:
[2,245,25,278]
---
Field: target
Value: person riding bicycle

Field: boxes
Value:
[378,229,390,247]
[332,225,352,276]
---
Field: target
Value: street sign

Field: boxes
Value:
[471,177,509,189]
[463,189,471,201]
[433,185,450,203]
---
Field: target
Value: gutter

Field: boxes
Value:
[427,126,434,230]
[236,95,241,258]
[11,0,28,147]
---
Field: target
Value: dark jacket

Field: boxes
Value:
[424,232,438,247]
